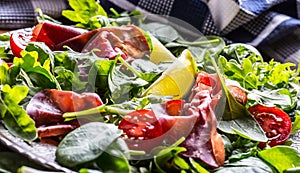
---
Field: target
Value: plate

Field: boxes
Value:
[1,121,300,171]
[0,123,74,172]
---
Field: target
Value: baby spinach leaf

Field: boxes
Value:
[140,23,179,43]
[131,59,164,82]
[56,122,122,168]
[88,59,115,101]
[93,138,130,172]
[213,157,275,173]
[258,146,300,173]
[108,61,148,103]
[0,85,37,141]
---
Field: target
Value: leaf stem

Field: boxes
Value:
[63,104,133,119]
[177,39,220,46]
[117,56,142,78]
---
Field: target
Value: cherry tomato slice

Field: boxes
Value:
[10,30,32,58]
[248,104,292,147]
[165,100,185,116]
[227,85,247,106]
[118,110,163,140]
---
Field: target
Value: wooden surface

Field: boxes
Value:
[0,30,9,34]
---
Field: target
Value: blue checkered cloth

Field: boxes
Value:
[105,0,300,65]
[1,0,300,64]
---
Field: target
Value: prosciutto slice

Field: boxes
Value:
[26,89,103,139]
[180,71,225,168]
[55,25,150,60]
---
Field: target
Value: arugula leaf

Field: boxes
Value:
[227,137,259,162]
[219,56,258,89]
[0,33,11,60]
[219,43,300,119]
[0,63,9,85]
[247,88,296,111]
[258,146,300,173]
[219,43,299,90]
[209,53,267,142]
[292,113,300,134]
[13,51,60,90]
[154,147,190,172]
[219,43,263,64]
[25,42,56,70]
[0,85,37,141]
[54,66,87,91]
[62,0,108,29]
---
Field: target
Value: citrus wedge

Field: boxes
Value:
[144,49,197,99]
[149,35,176,64]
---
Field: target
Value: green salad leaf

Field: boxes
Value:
[56,122,125,168]
[62,0,108,29]
[218,43,300,119]
[154,147,189,172]
[0,85,37,141]
[209,52,267,142]
[258,146,300,173]
[292,113,300,134]
[214,157,276,173]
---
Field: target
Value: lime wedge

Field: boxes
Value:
[144,49,197,99]
[149,35,176,64]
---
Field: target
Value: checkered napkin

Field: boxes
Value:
[106,0,300,64]
[0,0,67,29]
[1,0,300,64]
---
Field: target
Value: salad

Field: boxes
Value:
[0,0,300,172]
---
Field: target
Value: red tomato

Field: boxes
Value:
[165,100,185,116]
[118,110,164,152]
[227,85,247,106]
[10,30,33,58]
[118,110,163,140]
[248,104,292,147]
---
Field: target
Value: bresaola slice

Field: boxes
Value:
[32,21,86,50]
[55,25,150,60]
[30,22,150,60]
[180,71,225,168]
[26,89,103,139]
